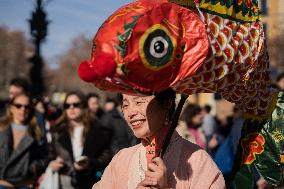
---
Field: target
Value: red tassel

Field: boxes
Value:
[78,60,97,82]
[78,53,116,82]
[94,53,117,78]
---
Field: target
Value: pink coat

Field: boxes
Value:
[93,132,225,189]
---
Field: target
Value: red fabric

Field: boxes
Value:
[78,0,208,94]
[142,125,169,163]
[78,53,116,82]
[78,0,271,118]
[78,60,97,82]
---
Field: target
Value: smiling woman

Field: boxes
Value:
[77,0,282,187]
[122,94,169,138]
[0,93,48,189]
[93,89,225,189]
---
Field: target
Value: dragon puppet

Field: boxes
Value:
[78,0,284,187]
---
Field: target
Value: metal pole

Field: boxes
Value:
[28,0,50,97]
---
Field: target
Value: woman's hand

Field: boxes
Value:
[136,157,169,189]
[49,158,64,172]
[74,157,89,171]
[256,178,270,189]
[208,134,219,149]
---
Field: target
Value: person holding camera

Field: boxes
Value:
[48,91,111,189]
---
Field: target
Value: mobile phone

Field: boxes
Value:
[75,156,88,165]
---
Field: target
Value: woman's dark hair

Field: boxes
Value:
[9,77,30,93]
[63,91,86,109]
[105,97,119,107]
[117,93,124,105]
[181,103,202,126]
[203,104,211,114]
[86,93,100,100]
[85,93,100,106]
[53,91,90,143]
[276,72,284,82]
[0,93,42,142]
[154,89,176,121]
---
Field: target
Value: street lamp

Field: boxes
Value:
[28,0,50,97]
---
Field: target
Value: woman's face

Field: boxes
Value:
[192,111,204,127]
[122,94,167,139]
[10,95,30,124]
[35,101,45,113]
[65,94,83,121]
[88,97,99,113]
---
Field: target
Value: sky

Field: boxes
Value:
[0,0,132,68]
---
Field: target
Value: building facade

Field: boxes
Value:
[260,0,284,70]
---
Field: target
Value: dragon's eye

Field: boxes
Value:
[139,24,176,71]
[149,33,169,58]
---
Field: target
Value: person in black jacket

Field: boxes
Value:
[48,91,111,189]
[100,97,138,156]
[86,93,105,120]
[0,93,48,189]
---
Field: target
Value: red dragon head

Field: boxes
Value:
[78,0,209,94]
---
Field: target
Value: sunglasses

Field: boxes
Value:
[12,103,31,110]
[63,102,82,109]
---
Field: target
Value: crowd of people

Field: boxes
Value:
[0,77,138,189]
[1,73,284,189]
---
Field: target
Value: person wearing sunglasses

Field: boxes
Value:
[48,91,111,189]
[0,93,49,189]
